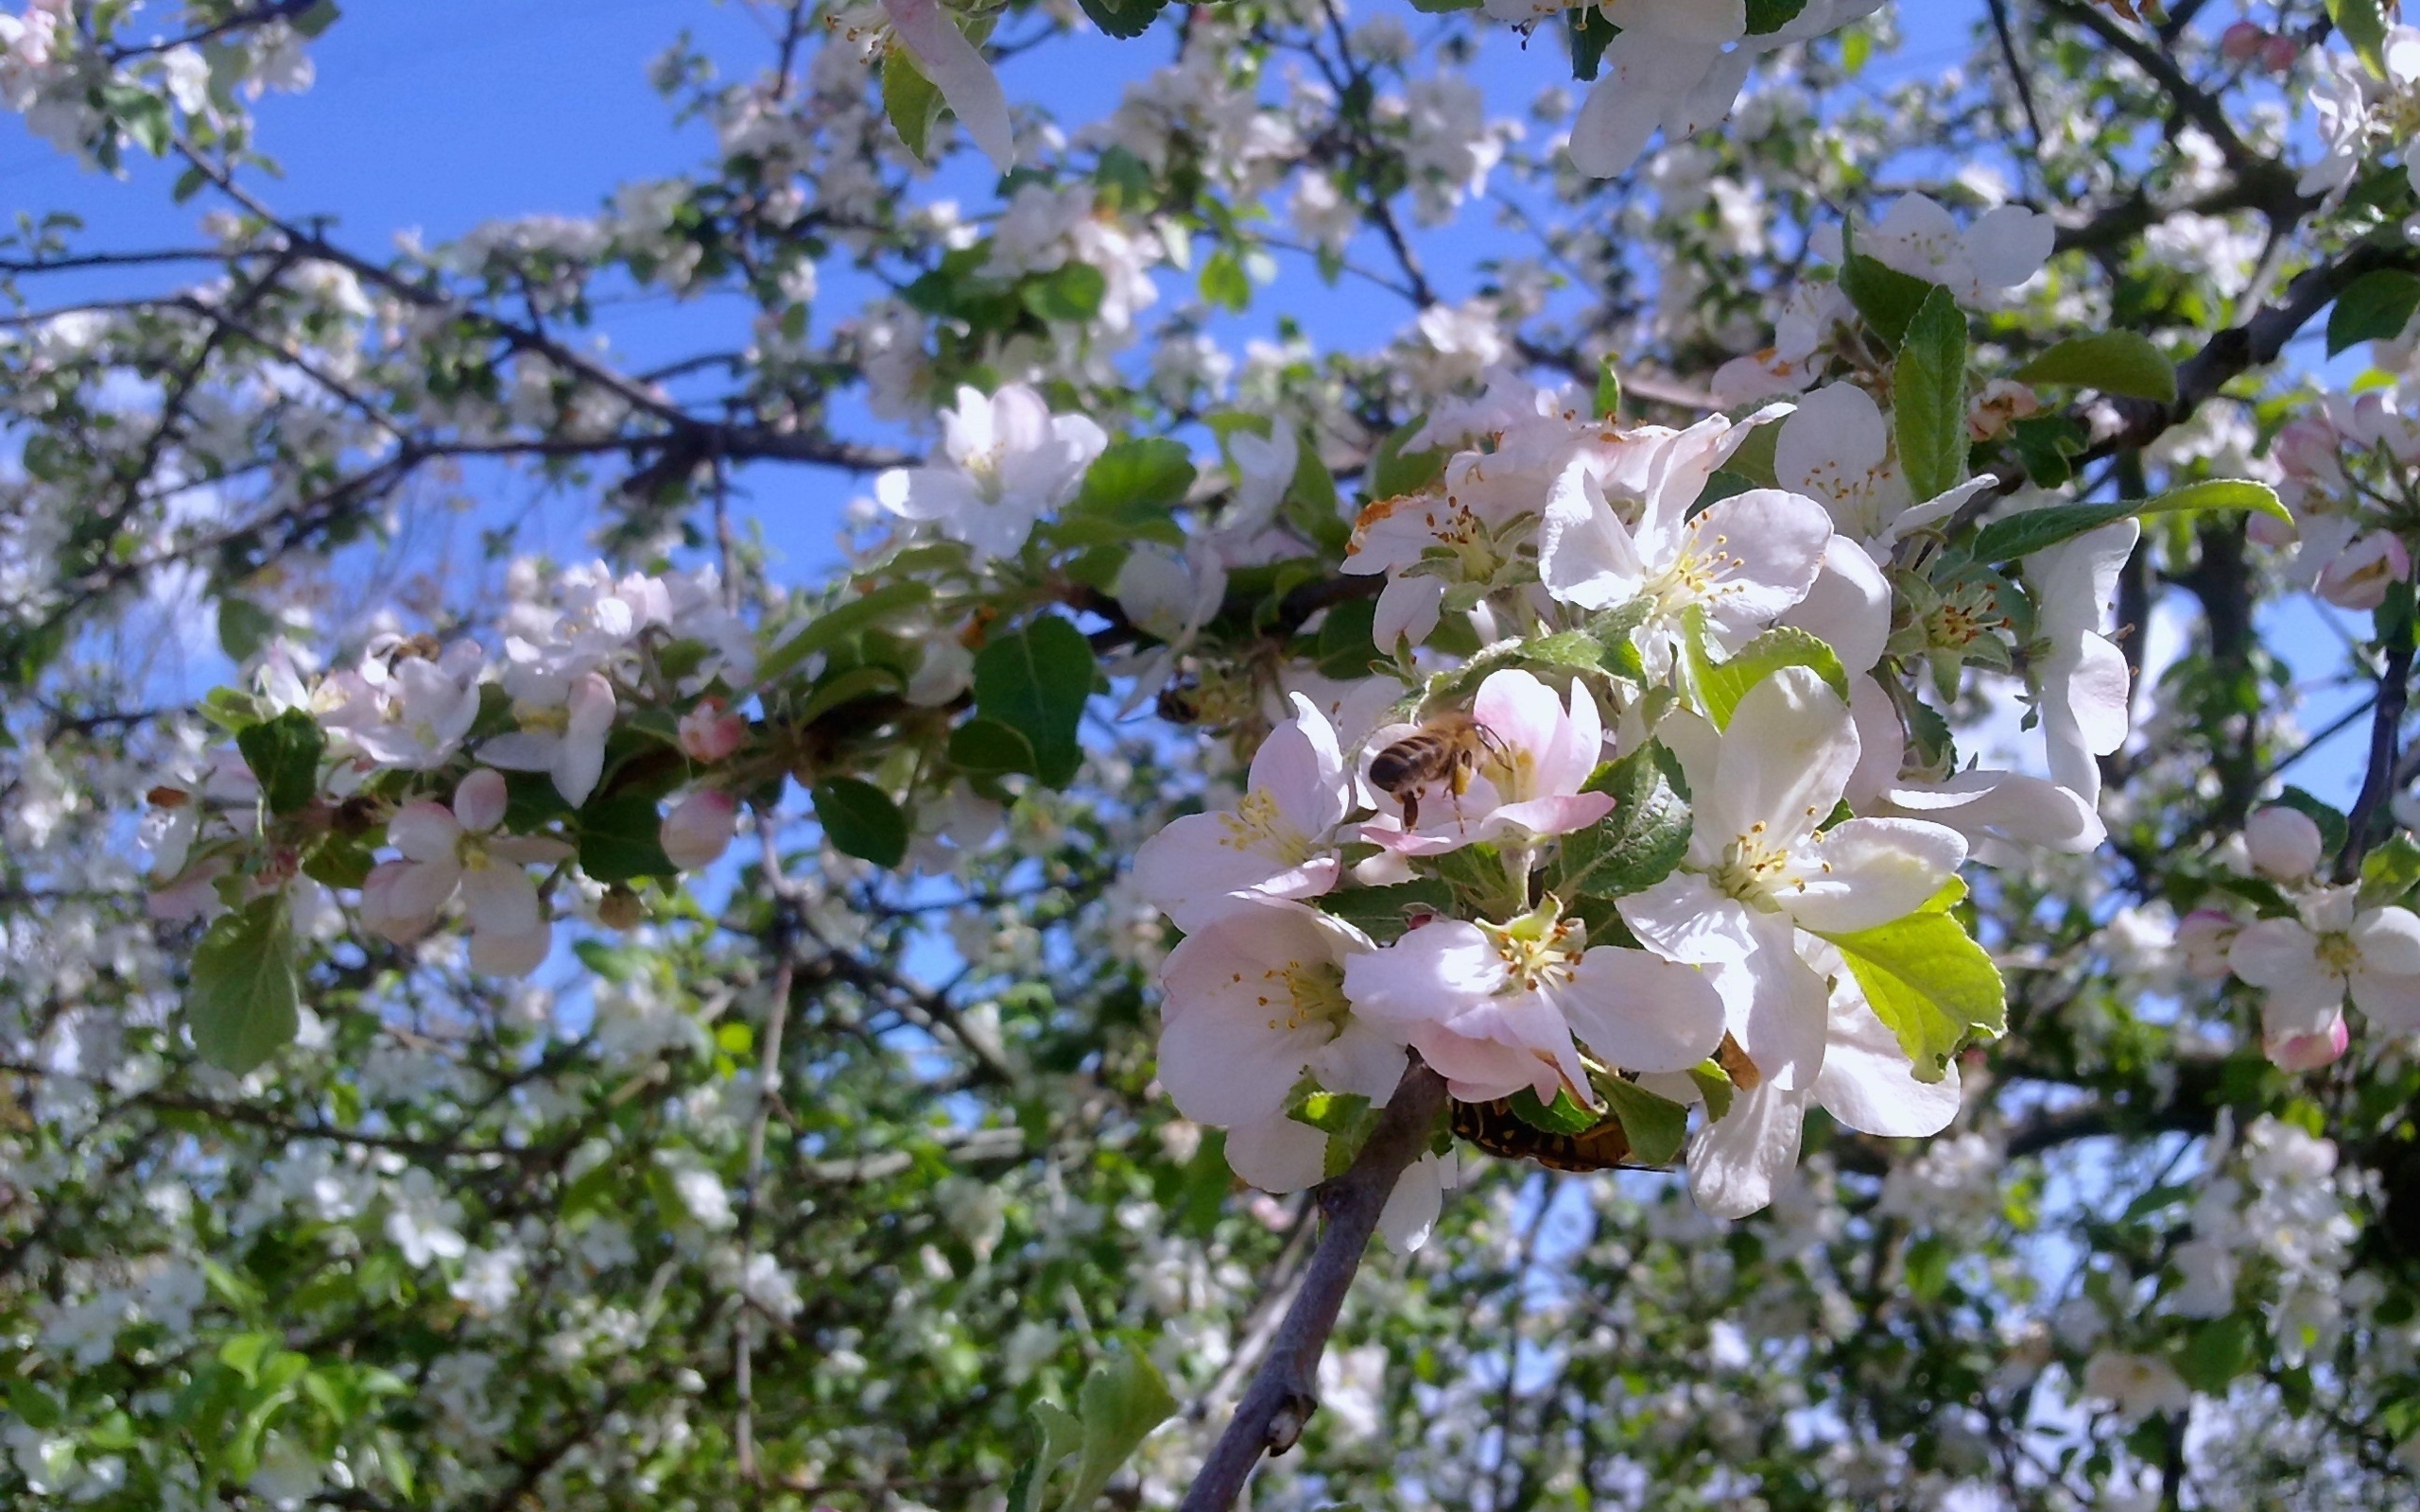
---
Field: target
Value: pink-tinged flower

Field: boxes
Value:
[1363,669,1613,857]
[1155,902,1408,1128]
[2220,20,2265,61]
[2230,886,2420,1039]
[2242,805,2325,883]
[360,768,569,978]
[1622,669,1967,1096]
[2027,518,2139,813]
[879,0,1015,171]
[1133,695,1352,930]
[1537,456,1834,675]
[2316,529,2411,610]
[678,698,747,763]
[661,790,739,871]
[2269,1014,2351,1073]
[873,385,1106,561]
[1847,670,2102,865]
[482,670,617,807]
[1340,903,1725,1106]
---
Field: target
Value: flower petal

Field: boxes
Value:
[1785,817,1968,936]
[881,0,1016,171]
[1558,946,1728,1074]
[1687,1078,1806,1220]
[1814,980,1962,1137]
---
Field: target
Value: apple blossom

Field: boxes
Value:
[1132,694,1352,929]
[874,384,1107,561]
[2026,519,2139,814]
[2228,885,2420,1052]
[1361,669,1614,856]
[358,768,569,978]
[878,0,1014,170]
[2243,804,2325,883]
[1622,669,1967,1098]
[661,789,739,871]
[1341,902,1725,1105]
[677,698,747,764]
[481,669,617,808]
[1773,383,1998,553]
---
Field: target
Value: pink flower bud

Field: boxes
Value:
[2267,1015,2350,1073]
[2315,529,2411,611]
[678,698,747,763]
[660,790,738,871]
[454,766,510,833]
[2246,510,2298,550]
[2258,34,2301,74]
[2219,21,2266,62]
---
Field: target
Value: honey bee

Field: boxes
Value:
[1368,713,1503,831]
[1451,1097,1650,1173]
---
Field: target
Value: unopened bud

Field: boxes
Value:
[661,789,739,871]
[2267,1016,2349,1073]
[597,885,646,930]
[2243,804,2325,883]
[2219,21,2266,62]
[2315,529,2411,611]
[2258,34,2301,74]
[678,697,748,763]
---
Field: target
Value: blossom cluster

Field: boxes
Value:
[2263,384,2420,611]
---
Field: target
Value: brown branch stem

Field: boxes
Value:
[1177,1060,1448,1512]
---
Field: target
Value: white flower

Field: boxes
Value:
[2229,885,2420,1046]
[661,789,739,871]
[2242,804,2325,883]
[320,640,485,771]
[1133,693,1353,929]
[879,0,1014,169]
[359,768,569,977]
[2081,1351,2190,1425]
[1624,669,1967,1092]
[874,385,1107,561]
[1342,903,1726,1105]
[1538,457,1834,674]
[2027,519,2139,813]
[1774,383,1997,553]
[385,1168,469,1267]
[1819,193,2054,305]
[1155,902,1408,1128]
[482,668,617,808]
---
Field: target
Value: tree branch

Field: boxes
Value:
[1178,1060,1448,1512]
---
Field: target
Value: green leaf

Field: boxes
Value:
[973,616,1096,789]
[948,716,1040,777]
[811,778,909,868]
[2008,414,2088,490]
[1200,249,1251,313]
[1567,5,1617,80]
[1312,878,1455,944]
[1314,597,1383,679]
[880,46,945,163]
[1685,621,1850,732]
[2176,1314,2256,1395]
[234,709,325,816]
[1508,1086,1600,1136]
[1838,243,1941,348]
[1026,1350,1178,1512]
[1970,479,2290,563]
[1025,262,1108,323]
[1810,907,2006,1082]
[292,0,342,36]
[1688,1061,1736,1123]
[217,597,279,662]
[1553,747,1691,901]
[1080,438,1196,515]
[188,896,301,1076]
[2327,267,2420,356]
[1077,0,1167,40]
[2360,833,2420,906]
[2330,0,2391,75]
[1601,1079,1688,1166]
[2014,331,2179,403]
[1595,358,1622,418]
[1893,287,1967,505]
[578,796,679,885]
[1368,416,1446,501]
[1744,0,1808,31]
[757,581,934,688]
[1905,1235,1953,1302]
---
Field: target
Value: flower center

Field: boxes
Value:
[1219,788,1313,864]
[1264,959,1352,1036]
[1482,903,1584,992]
[1711,820,1796,907]
[2313,930,2362,980]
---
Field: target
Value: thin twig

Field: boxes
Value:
[1178,1060,1448,1512]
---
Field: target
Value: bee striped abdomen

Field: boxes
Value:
[1450,1098,1643,1173]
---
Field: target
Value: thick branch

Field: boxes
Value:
[1178,1060,1448,1512]
[2339,628,2415,882]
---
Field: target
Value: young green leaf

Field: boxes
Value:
[1685,621,1851,732]
[188,895,301,1076]
[2326,267,2420,356]
[1970,480,2289,563]
[1808,908,2005,1082]
[811,778,910,868]
[235,709,326,816]
[1893,286,1967,504]
[1552,747,1691,901]
[1601,1078,1688,1166]
[2013,331,2178,403]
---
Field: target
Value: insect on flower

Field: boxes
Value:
[1450,1097,1647,1173]
[1369,712,1503,832]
